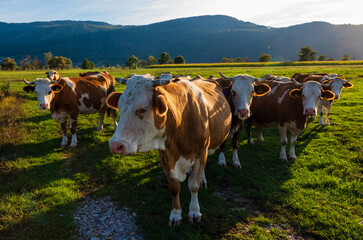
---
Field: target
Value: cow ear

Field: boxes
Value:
[153,94,168,130]
[23,86,35,93]
[254,83,271,96]
[216,78,232,89]
[289,88,302,98]
[343,82,353,88]
[321,90,335,100]
[321,80,330,84]
[106,92,122,110]
[50,84,63,93]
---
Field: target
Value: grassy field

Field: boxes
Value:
[0,65,362,239]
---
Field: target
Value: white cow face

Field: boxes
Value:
[328,78,353,100]
[46,70,59,81]
[23,79,63,110]
[289,81,335,116]
[230,74,270,119]
[107,74,166,155]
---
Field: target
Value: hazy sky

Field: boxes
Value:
[0,0,361,27]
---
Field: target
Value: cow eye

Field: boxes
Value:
[136,107,148,118]
[48,91,52,94]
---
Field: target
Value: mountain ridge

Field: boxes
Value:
[1,15,362,65]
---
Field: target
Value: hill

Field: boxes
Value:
[0,15,362,65]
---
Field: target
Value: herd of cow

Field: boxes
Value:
[22,70,353,226]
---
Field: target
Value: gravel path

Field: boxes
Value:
[74,196,144,240]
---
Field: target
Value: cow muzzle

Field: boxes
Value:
[109,141,127,155]
[236,109,249,120]
[39,103,49,110]
[304,108,316,116]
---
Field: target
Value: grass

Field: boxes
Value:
[0,65,362,239]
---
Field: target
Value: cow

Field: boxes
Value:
[106,74,231,226]
[291,73,353,125]
[261,74,291,82]
[291,73,341,83]
[23,73,117,147]
[216,72,271,167]
[318,77,353,125]
[46,70,60,81]
[245,79,335,161]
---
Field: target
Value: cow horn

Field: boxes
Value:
[342,78,352,83]
[291,78,303,86]
[219,72,231,79]
[153,79,171,87]
[23,79,35,85]
[322,81,333,87]
[115,77,127,84]
[255,75,269,82]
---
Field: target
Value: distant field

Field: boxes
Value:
[0,65,362,239]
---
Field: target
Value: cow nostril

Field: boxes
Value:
[117,144,124,152]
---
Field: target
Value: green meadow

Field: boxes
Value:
[0,65,362,239]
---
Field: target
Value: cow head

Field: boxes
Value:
[107,74,170,155]
[289,79,335,116]
[46,70,60,82]
[23,78,63,110]
[219,72,270,120]
[321,77,353,100]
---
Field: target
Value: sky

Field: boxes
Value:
[0,0,361,27]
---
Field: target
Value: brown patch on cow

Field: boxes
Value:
[321,90,335,100]
[343,82,353,88]
[254,83,271,96]
[152,93,168,130]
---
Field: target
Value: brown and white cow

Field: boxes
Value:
[46,70,60,81]
[216,72,271,167]
[291,73,352,125]
[106,74,231,226]
[23,73,117,147]
[246,79,335,161]
[261,74,291,82]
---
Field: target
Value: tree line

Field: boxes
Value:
[0,47,352,70]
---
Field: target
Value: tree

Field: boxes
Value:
[258,54,272,62]
[318,55,326,61]
[126,55,139,69]
[158,52,171,64]
[147,55,156,66]
[328,57,336,61]
[1,58,17,70]
[139,59,147,68]
[235,57,243,62]
[48,56,72,69]
[174,55,185,64]
[298,46,317,61]
[244,57,251,62]
[44,52,53,67]
[340,54,350,61]
[221,57,233,63]
[81,58,95,69]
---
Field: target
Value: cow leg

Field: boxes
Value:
[324,102,332,125]
[159,152,182,227]
[288,130,300,160]
[278,125,288,161]
[188,151,207,224]
[97,110,105,131]
[199,169,207,188]
[60,121,68,146]
[218,141,227,166]
[245,118,254,144]
[318,100,325,125]
[110,108,118,130]
[257,124,264,142]
[231,129,241,168]
[69,115,78,147]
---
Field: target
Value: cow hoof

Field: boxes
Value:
[279,156,288,161]
[233,163,241,168]
[289,155,297,160]
[248,139,254,144]
[70,144,77,148]
[218,161,227,167]
[188,215,202,224]
[169,219,182,227]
